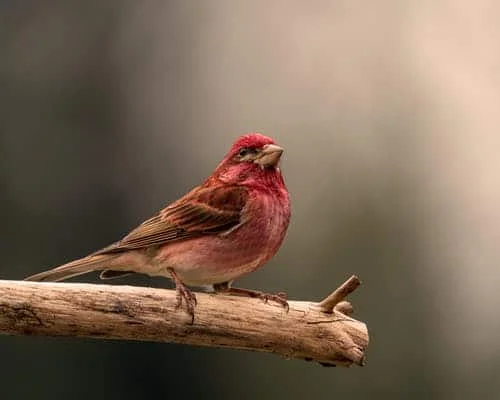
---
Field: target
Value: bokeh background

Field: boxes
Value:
[1,1,500,399]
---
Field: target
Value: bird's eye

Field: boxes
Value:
[238,147,252,157]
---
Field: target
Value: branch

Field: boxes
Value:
[0,275,368,367]
[317,275,361,313]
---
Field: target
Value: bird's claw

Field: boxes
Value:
[259,291,289,312]
[175,284,197,323]
[214,285,289,313]
[169,267,197,323]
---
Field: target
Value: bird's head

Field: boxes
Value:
[227,133,284,169]
[211,133,286,187]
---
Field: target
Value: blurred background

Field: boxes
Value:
[1,1,499,399]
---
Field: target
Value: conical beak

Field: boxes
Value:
[254,144,284,167]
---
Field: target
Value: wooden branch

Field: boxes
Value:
[0,275,369,367]
[317,275,361,313]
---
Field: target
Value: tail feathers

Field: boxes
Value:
[25,254,118,282]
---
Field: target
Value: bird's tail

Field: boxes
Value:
[25,254,119,282]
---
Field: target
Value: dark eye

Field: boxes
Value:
[238,147,255,157]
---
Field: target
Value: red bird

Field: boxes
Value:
[26,133,291,321]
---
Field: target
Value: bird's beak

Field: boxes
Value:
[254,144,284,168]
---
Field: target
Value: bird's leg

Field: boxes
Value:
[213,282,289,312]
[167,268,197,323]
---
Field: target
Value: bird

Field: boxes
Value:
[26,133,291,321]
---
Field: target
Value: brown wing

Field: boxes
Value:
[93,184,248,255]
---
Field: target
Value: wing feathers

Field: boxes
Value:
[94,184,248,255]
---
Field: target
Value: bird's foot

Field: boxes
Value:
[168,268,197,323]
[213,283,289,312]
[175,284,197,322]
[260,291,289,311]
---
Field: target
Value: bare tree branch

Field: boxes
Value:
[0,275,368,367]
[317,275,361,313]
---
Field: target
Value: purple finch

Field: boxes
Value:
[26,133,291,321]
